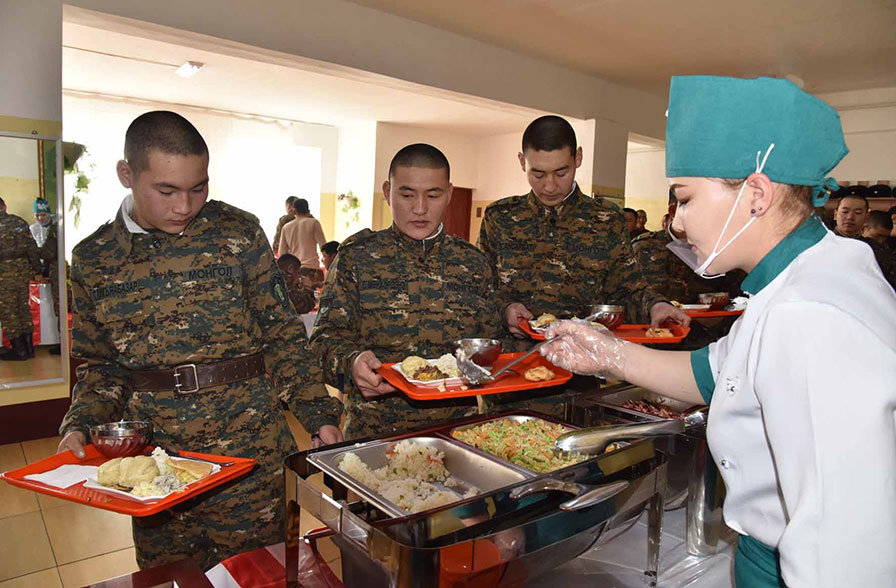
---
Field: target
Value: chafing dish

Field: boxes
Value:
[571,385,728,556]
[285,411,672,587]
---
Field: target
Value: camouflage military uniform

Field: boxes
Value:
[310,226,502,440]
[272,214,293,253]
[59,199,341,571]
[477,187,666,415]
[37,222,60,318]
[860,236,896,290]
[0,210,41,339]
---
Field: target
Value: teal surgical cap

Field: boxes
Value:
[33,199,50,214]
[666,76,849,206]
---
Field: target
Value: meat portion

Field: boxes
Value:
[621,399,684,420]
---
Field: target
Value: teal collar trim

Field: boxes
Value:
[741,215,827,295]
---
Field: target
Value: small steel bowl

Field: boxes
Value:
[454,338,502,366]
[589,305,626,330]
[697,292,730,310]
[89,421,153,458]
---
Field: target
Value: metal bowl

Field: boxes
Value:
[588,305,626,330]
[454,338,502,366]
[89,421,153,458]
[697,292,730,310]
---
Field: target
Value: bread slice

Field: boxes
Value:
[166,458,214,483]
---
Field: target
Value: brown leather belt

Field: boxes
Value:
[130,353,266,393]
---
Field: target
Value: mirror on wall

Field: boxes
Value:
[0,132,66,389]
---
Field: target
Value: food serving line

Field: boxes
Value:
[283,383,734,587]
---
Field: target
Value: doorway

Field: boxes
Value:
[444,187,472,241]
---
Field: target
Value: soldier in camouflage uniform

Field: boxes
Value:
[478,116,688,414]
[56,112,342,571]
[272,196,297,253]
[310,144,503,440]
[0,196,41,360]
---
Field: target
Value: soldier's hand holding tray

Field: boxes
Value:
[649,301,691,328]
[505,303,534,338]
[58,430,87,459]
[352,350,398,399]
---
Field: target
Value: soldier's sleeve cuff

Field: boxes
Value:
[299,402,343,434]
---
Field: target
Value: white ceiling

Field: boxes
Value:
[62,22,550,136]
[348,0,896,95]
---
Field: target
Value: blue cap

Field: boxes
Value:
[33,199,51,214]
[666,76,849,206]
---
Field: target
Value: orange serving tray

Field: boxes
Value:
[685,308,744,318]
[517,318,689,344]
[377,352,572,401]
[0,444,256,517]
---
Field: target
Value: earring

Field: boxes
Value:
[751,209,756,214]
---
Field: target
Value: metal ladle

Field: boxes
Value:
[456,335,560,386]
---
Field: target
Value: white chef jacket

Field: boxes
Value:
[690,215,896,587]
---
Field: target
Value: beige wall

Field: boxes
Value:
[624,148,668,231]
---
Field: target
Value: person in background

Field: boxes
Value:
[833,194,868,238]
[636,209,648,233]
[477,115,687,416]
[272,195,298,254]
[278,198,326,283]
[661,213,672,232]
[623,207,640,239]
[888,205,896,248]
[311,143,502,439]
[834,195,895,288]
[864,210,893,247]
[29,198,52,248]
[56,111,342,571]
[276,253,317,314]
[541,75,896,588]
[320,240,339,272]
[0,196,41,360]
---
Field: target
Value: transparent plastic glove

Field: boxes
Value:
[540,319,629,378]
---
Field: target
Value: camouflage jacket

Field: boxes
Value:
[478,187,665,323]
[60,199,341,439]
[0,210,41,277]
[632,230,747,303]
[272,214,292,253]
[310,225,503,436]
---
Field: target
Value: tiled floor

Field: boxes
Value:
[0,409,341,586]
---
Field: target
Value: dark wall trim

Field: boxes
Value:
[0,397,71,444]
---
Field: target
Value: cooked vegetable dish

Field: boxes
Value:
[451,418,583,473]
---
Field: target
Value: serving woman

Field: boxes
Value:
[540,76,896,587]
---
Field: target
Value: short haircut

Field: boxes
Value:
[286,196,298,205]
[124,111,208,174]
[0,196,5,208]
[867,210,894,231]
[276,253,301,269]
[623,207,637,218]
[388,143,450,180]
[888,205,896,216]
[637,209,646,215]
[321,241,339,256]
[522,115,577,155]
[294,198,310,214]
[838,194,869,210]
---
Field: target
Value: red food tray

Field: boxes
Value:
[0,444,256,517]
[517,318,689,344]
[685,309,744,318]
[377,352,572,400]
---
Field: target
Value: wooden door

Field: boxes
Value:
[444,187,472,241]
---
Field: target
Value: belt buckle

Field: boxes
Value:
[173,363,200,393]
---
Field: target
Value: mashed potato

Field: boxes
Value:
[434,354,460,377]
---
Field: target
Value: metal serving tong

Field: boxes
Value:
[554,420,686,457]
[456,336,561,387]
[456,310,608,387]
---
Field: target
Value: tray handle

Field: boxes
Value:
[508,477,581,501]
[559,480,629,511]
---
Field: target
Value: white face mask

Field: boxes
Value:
[666,143,776,279]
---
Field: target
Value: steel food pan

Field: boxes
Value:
[307,436,530,518]
[595,387,702,421]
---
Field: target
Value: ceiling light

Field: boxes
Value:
[175,61,205,78]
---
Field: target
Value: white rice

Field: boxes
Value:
[338,440,478,513]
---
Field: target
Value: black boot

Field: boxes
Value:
[25,333,35,358]
[49,344,62,355]
[0,335,30,361]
